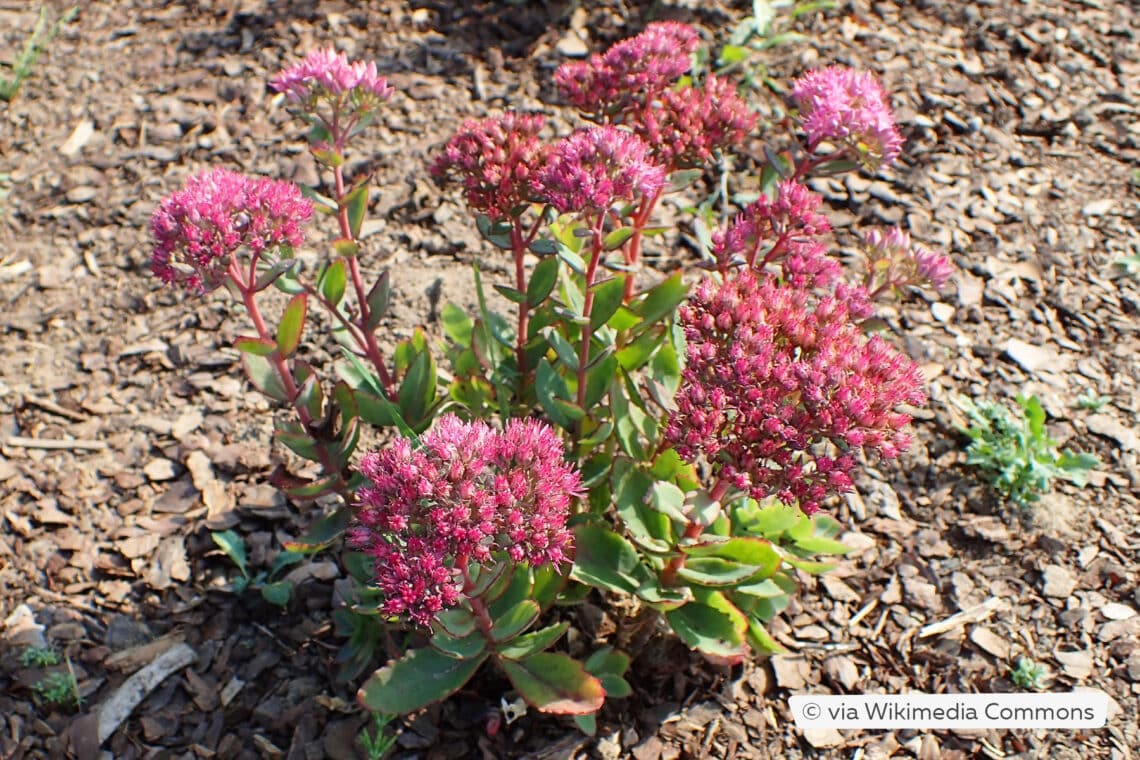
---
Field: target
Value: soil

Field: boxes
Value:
[1,0,1138,759]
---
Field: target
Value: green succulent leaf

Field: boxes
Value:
[570,524,649,595]
[240,352,289,402]
[500,653,605,715]
[342,184,369,241]
[496,622,569,660]
[430,630,487,660]
[527,256,560,306]
[490,599,541,643]
[358,647,487,715]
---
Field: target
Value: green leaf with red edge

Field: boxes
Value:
[746,617,788,654]
[570,524,649,595]
[682,537,781,574]
[676,558,769,587]
[358,647,487,715]
[275,420,321,462]
[332,239,359,257]
[282,473,342,501]
[283,508,351,554]
[240,352,289,402]
[499,653,605,715]
[631,273,687,328]
[234,336,277,356]
[430,629,487,660]
[603,227,634,251]
[664,597,749,663]
[276,293,307,357]
[342,184,368,241]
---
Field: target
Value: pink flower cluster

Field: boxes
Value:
[534,126,666,214]
[430,112,549,222]
[791,66,903,170]
[350,415,581,625]
[271,47,394,104]
[554,21,699,118]
[150,168,312,293]
[714,181,834,284]
[861,227,955,292]
[665,269,926,514]
[641,75,758,169]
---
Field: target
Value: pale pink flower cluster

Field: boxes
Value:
[350,415,581,625]
[430,112,549,221]
[150,168,312,293]
[861,227,955,291]
[554,22,700,117]
[791,66,903,170]
[271,47,394,104]
[665,269,925,514]
[534,126,666,214]
[641,75,758,169]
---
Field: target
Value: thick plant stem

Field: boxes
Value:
[511,223,530,394]
[458,556,496,641]
[235,273,346,493]
[333,162,395,396]
[623,187,662,302]
[576,215,606,411]
[659,478,732,587]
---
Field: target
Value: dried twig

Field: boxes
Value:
[4,435,107,451]
[96,642,197,743]
[23,394,89,422]
[918,597,1002,638]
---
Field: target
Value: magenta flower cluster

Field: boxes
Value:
[791,66,903,170]
[665,268,926,514]
[861,226,955,291]
[350,415,581,625]
[271,47,394,104]
[642,75,759,169]
[715,180,833,278]
[534,126,666,214]
[430,111,549,222]
[554,21,700,118]
[150,167,312,293]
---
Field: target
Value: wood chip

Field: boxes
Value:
[919,598,1002,638]
[104,631,185,673]
[95,642,197,743]
[1054,649,1093,680]
[969,626,1011,659]
[1041,565,1076,598]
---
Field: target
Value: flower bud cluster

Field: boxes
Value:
[861,226,955,292]
[350,415,581,625]
[665,268,926,514]
[714,180,833,280]
[554,22,700,118]
[791,66,903,171]
[641,75,759,170]
[534,126,666,214]
[150,168,312,293]
[271,47,394,108]
[431,112,549,221]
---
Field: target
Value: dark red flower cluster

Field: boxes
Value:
[664,269,926,514]
[350,415,581,625]
[430,111,549,222]
[534,126,665,214]
[641,75,759,169]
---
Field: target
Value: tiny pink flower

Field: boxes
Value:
[271,47,394,104]
[641,75,758,170]
[431,111,549,221]
[861,226,955,293]
[150,167,312,293]
[351,415,581,626]
[534,126,666,214]
[554,21,700,118]
[791,66,903,170]
[665,269,925,514]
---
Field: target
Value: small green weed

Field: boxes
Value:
[956,394,1099,507]
[1075,389,1111,412]
[20,645,61,668]
[358,712,399,760]
[31,670,82,709]
[0,6,78,103]
[211,529,303,607]
[1008,657,1047,691]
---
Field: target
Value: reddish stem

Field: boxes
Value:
[659,478,732,587]
[457,555,496,640]
[576,214,606,411]
[623,187,663,302]
[511,222,530,391]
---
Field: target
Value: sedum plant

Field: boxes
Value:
[957,394,1099,507]
[148,23,953,729]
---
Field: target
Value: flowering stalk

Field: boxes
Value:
[658,477,732,587]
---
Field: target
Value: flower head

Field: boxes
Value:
[860,227,955,292]
[554,21,700,118]
[714,181,832,277]
[150,168,312,293]
[534,126,666,214]
[431,112,549,221]
[271,47,394,104]
[641,75,758,170]
[791,66,903,171]
[351,415,580,626]
[665,269,925,514]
